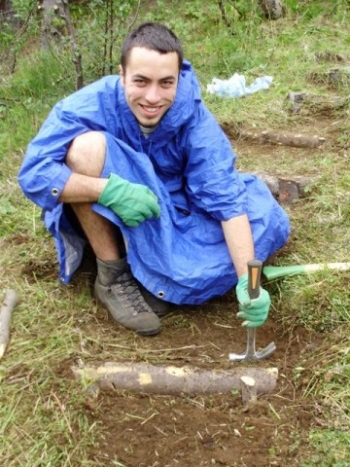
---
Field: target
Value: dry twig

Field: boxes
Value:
[0,290,19,359]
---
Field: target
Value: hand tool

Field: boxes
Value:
[263,262,350,281]
[229,259,276,362]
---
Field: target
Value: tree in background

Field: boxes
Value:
[218,0,285,26]
[257,0,285,20]
[1,0,287,83]
[37,0,141,87]
[0,0,19,27]
[0,0,141,87]
[0,0,36,74]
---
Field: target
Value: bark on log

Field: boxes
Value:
[239,129,325,148]
[72,362,278,396]
[0,289,19,359]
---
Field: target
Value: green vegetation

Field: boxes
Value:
[1,1,350,466]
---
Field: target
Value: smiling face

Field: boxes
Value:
[119,47,179,127]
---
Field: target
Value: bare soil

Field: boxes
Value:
[76,312,320,467]
[19,110,346,466]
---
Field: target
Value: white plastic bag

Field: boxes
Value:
[206,73,273,98]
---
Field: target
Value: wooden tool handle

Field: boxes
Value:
[248,259,263,299]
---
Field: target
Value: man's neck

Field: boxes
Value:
[139,124,157,138]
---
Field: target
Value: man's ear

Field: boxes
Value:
[119,65,125,85]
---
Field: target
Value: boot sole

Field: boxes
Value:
[137,328,161,336]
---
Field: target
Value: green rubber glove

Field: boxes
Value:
[236,274,271,328]
[98,174,161,227]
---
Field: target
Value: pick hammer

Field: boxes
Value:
[229,259,276,362]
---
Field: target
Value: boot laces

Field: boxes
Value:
[111,271,151,315]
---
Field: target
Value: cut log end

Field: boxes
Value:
[240,375,257,404]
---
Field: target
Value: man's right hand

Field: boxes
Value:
[98,174,161,227]
[236,274,271,328]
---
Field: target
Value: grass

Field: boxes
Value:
[1,0,350,465]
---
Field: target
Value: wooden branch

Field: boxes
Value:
[221,123,326,149]
[239,129,326,148]
[0,290,19,359]
[127,0,141,31]
[50,391,74,435]
[72,362,278,397]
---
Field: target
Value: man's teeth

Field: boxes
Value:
[143,107,158,113]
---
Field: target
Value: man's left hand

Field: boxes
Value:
[236,274,271,328]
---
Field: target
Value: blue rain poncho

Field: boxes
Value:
[18,60,290,304]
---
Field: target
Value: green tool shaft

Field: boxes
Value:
[263,262,350,280]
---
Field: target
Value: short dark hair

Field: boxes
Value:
[120,22,184,72]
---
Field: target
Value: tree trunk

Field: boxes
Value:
[257,0,285,20]
[39,0,61,48]
[60,0,84,89]
[0,0,21,29]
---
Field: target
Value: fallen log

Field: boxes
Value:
[0,290,19,359]
[239,129,325,148]
[72,362,278,397]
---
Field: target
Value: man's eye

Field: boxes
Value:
[162,81,174,87]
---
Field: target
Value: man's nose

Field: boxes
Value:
[145,85,161,103]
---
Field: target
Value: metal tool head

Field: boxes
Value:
[229,341,276,362]
[229,261,277,363]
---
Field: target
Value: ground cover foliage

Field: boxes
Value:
[1,0,350,465]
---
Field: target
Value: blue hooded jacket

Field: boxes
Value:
[18,61,290,304]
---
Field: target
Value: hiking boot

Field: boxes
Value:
[94,258,160,336]
[137,282,171,317]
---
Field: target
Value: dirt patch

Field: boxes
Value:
[56,268,324,467]
[71,303,321,467]
[21,259,59,282]
[54,113,346,466]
